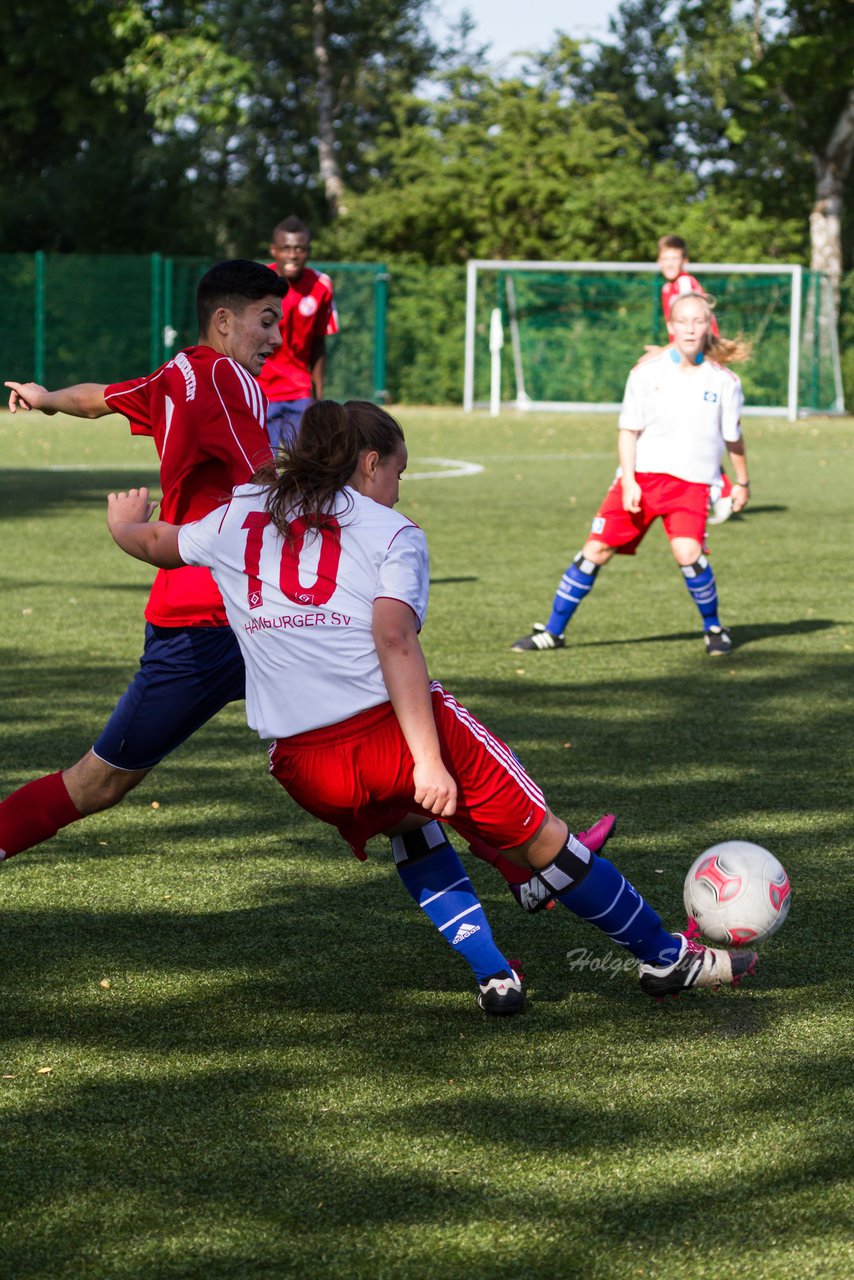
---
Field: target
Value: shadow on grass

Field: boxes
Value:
[729,503,789,516]
[2,645,851,889]
[0,906,849,1280]
[429,575,479,585]
[570,617,842,649]
[0,468,162,522]
[1,742,848,1275]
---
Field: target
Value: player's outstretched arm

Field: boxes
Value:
[6,381,110,418]
[373,596,457,818]
[107,488,184,569]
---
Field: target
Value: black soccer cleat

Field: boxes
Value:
[511,624,565,652]
[476,969,526,1015]
[704,626,733,657]
[638,932,758,1000]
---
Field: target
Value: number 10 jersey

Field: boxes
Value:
[177,484,429,738]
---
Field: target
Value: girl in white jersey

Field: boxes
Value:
[512,293,751,658]
[107,400,758,1008]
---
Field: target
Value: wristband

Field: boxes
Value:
[733,480,750,488]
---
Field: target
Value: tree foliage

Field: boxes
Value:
[317,57,803,266]
[0,0,851,282]
[0,0,436,252]
[571,1,854,277]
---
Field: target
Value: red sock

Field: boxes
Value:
[467,835,532,886]
[0,771,83,859]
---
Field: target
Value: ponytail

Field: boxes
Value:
[256,399,406,537]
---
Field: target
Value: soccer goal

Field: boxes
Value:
[463,259,845,421]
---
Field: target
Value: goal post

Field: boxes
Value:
[463,259,844,421]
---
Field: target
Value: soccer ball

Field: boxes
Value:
[683,841,791,945]
[707,493,733,525]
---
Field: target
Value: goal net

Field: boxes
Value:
[463,260,844,420]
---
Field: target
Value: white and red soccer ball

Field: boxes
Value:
[683,841,791,945]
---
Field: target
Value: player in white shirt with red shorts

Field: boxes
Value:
[512,292,752,658]
[106,399,757,1010]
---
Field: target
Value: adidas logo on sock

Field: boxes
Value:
[452,922,481,946]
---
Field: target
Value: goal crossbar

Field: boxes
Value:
[463,259,843,422]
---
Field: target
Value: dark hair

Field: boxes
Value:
[658,234,688,254]
[259,400,405,537]
[272,215,311,242]
[196,259,288,334]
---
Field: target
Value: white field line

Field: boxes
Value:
[48,458,487,481]
[406,457,484,480]
[46,451,623,478]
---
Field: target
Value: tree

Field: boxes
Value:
[570,0,684,163]
[575,1,854,295]
[0,0,437,252]
[317,61,790,266]
[731,1,854,300]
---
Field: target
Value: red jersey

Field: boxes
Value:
[661,271,720,335]
[105,346,273,628]
[256,265,338,402]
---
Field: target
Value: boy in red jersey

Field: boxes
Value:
[256,216,338,452]
[1,261,547,1003]
[0,260,286,861]
[656,235,720,333]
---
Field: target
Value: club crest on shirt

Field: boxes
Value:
[703,391,718,403]
[298,296,319,317]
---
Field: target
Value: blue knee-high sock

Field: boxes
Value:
[680,555,721,630]
[545,553,599,637]
[536,833,682,966]
[391,822,513,983]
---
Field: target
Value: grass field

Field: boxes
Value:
[1,406,852,1280]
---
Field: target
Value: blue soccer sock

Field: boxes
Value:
[391,823,513,983]
[536,833,682,966]
[545,553,599,638]
[680,555,721,630]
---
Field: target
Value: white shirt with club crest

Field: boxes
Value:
[619,351,744,485]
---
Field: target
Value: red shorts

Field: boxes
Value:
[591,472,710,555]
[268,683,547,860]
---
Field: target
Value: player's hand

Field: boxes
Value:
[5,381,54,414]
[413,761,457,818]
[621,479,642,514]
[107,487,159,528]
[731,482,750,513]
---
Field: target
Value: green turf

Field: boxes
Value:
[1,407,852,1280]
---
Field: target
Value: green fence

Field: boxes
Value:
[0,254,388,402]
[2,254,850,410]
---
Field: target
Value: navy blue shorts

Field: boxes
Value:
[266,398,313,452]
[93,624,246,771]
